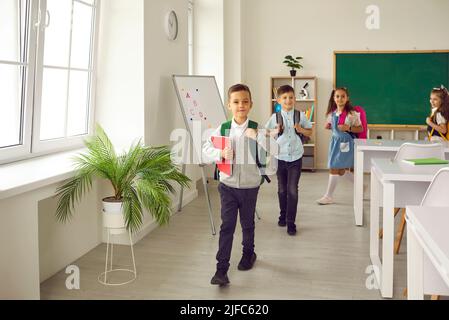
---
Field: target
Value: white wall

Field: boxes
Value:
[0,181,100,299]
[34,0,201,288]
[144,0,188,147]
[94,0,199,243]
[33,0,146,286]
[1,189,47,298]
[1,0,143,295]
[38,183,100,283]
[194,0,224,99]
[144,0,201,184]
[239,0,449,169]
[95,0,145,150]
[223,0,242,99]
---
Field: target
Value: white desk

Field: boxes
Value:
[406,206,449,300]
[369,158,449,298]
[354,140,449,226]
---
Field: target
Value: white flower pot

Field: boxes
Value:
[102,199,126,235]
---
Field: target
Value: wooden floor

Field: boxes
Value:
[41,171,410,300]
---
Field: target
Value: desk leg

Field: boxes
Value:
[381,182,395,298]
[369,168,382,296]
[354,150,364,226]
[369,167,379,258]
[407,224,424,300]
[370,167,381,284]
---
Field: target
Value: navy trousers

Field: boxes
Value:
[216,183,260,272]
[277,158,302,228]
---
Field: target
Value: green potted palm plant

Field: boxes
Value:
[283,55,303,77]
[55,125,191,234]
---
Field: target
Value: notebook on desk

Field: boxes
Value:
[402,158,449,166]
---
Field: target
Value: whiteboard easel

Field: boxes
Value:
[172,75,228,235]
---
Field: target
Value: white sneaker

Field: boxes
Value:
[316,196,334,205]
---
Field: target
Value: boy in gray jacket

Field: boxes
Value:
[203,84,278,286]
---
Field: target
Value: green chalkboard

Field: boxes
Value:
[335,52,449,125]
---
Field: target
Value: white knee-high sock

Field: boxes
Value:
[343,171,354,183]
[324,175,340,198]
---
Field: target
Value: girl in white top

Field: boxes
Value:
[426,86,449,142]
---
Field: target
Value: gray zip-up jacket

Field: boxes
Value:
[202,119,279,189]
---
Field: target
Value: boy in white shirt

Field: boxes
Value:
[203,84,278,286]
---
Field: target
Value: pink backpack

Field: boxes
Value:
[338,106,368,139]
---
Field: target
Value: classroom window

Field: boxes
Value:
[0,0,98,164]
[0,0,29,152]
[33,0,97,152]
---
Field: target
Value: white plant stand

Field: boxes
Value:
[98,201,137,286]
[98,228,137,286]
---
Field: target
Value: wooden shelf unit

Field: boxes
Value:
[270,76,318,171]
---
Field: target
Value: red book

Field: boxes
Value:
[211,136,232,176]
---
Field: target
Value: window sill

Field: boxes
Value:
[0,148,86,200]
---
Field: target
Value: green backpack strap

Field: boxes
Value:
[220,120,232,137]
[247,120,271,184]
[248,120,258,130]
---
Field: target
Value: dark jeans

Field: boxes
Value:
[216,183,260,272]
[277,158,302,228]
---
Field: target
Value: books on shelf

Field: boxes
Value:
[304,104,314,122]
[272,87,278,99]
[402,158,449,166]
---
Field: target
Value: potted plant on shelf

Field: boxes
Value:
[283,55,303,77]
[55,124,191,234]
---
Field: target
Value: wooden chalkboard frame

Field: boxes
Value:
[333,50,449,128]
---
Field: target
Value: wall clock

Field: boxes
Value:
[165,10,178,41]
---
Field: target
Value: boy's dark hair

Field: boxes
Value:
[228,84,252,101]
[431,86,449,122]
[326,87,354,116]
[277,85,295,97]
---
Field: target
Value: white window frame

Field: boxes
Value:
[32,0,99,154]
[0,0,36,163]
[0,0,100,165]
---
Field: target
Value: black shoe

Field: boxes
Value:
[238,253,257,271]
[287,226,297,236]
[278,220,286,227]
[210,271,229,286]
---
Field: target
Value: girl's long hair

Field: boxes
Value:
[326,87,354,116]
[431,86,449,122]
